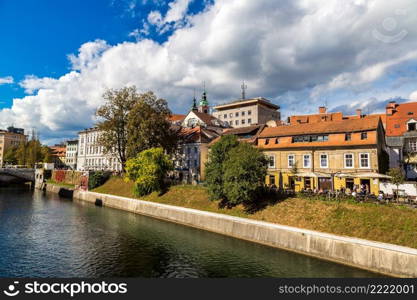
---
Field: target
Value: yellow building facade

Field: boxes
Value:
[259,116,388,195]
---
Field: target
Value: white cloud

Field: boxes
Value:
[0,76,14,85]
[410,91,417,101]
[144,0,192,34]
[1,0,417,143]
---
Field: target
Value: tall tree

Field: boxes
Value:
[126,91,178,158]
[205,135,240,201]
[3,146,18,165]
[96,86,138,171]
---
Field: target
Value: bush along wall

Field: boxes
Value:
[88,171,112,190]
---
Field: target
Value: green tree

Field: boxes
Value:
[126,91,178,158]
[96,86,138,171]
[205,135,240,201]
[16,141,28,166]
[41,146,53,163]
[222,142,268,206]
[125,147,173,196]
[3,146,18,165]
[387,167,405,200]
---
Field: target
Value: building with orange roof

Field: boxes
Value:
[168,114,186,125]
[289,106,387,128]
[385,100,417,179]
[257,116,389,195]
[50,145,67,168]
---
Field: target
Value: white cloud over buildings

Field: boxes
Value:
[1,0,417,143]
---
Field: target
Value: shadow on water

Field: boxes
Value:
[0,187,384,278]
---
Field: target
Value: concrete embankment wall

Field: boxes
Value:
[64,189,417,277]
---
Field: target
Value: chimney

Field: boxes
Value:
[386,101,397,116]
[319,106,327,114]
[356,109,362,117]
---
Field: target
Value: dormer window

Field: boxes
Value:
[408,122,416,131]
[360,132,367,140]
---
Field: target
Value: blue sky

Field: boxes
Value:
[0,0,208,108]
[0,0,416,144]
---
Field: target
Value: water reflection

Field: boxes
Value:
[0,187,381,278]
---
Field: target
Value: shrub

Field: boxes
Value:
[125,147,173,196]
[88,171,111,190]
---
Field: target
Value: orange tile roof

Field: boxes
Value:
[169,114,186,122]
[259,137,377,149]
[260,115,381,138]
[386,102,417,136]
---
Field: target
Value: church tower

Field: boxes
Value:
[198,84,209,114]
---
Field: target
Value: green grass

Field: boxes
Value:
[93,177,417,249]
[46,179,75,189]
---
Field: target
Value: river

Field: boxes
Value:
[0,186,380,277]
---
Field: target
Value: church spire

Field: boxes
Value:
[198,82,209,113]
[191,88,198,111]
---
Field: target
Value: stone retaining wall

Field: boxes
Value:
[70,189,417,277]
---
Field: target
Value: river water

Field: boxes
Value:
[0,187,380,277]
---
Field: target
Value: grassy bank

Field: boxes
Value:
[46,179,75,189]
[93,177,417,249]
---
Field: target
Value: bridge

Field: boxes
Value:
[0,168,35,184]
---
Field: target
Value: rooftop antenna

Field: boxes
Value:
[241,81,247,100]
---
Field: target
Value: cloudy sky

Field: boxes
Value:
[0,0,416,144]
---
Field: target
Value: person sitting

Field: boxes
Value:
[377,191,384,201]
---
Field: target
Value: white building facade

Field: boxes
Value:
[65,140,78,170]
[76,128,122,172]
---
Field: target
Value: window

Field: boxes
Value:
[187,148,191,154]
[345,133,351,141]
[265,138,269,145]
[242,119,245,124]
[235,112,239,117]
[224,114,227,119]
[288,154,295,168]
[408,122,416,131]
[248,110,252,115]
[303,154,311,168]
[274,138,279,144]
[248,119,252,124]
[361,132,367,140]
[268,155,275,168]
[229,113,233,118]
[194,147,198,153]
[409,139,417,152]
[360,153,370,168]
[320,154,328,168]
[242,111,245,116]
[235,120,239,125]
[194,160,198,167]
[344,153,354,168]
[292,135,328,143]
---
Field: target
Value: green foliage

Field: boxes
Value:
[205,135,268,206]
[96,86,138,171]
[88,171,112,190]
[125,147,173,196]
[205,135,240,201]
[9,138,47,167]
[3,146,18,165]
[222,143,268,205]
[126,91,178,158]
[387,167,405,200]
[388,167,405,186]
